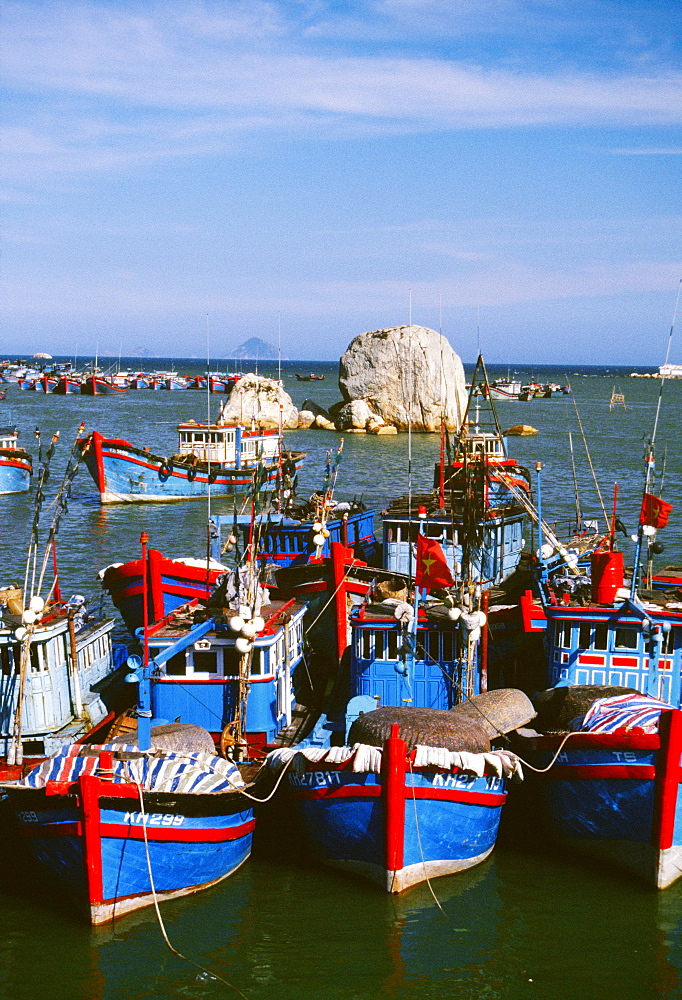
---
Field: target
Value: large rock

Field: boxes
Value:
[219,374,298,429]
[339,325,467,432]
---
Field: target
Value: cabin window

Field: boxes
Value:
[361,631,371,659]
[223,647,241,676]
[425,524,443,539]
[165,651,186,675]
[250,649,262,675]
[386,526,394,543]
[614,628,639,650]
[387,631,398,659]
[557,622,572,647]
[374,630,385,659]
[193,650,218,674]
[1,647,14,675]
[442,631,454,661]
[578,624,591,649]
[594,625,609,650]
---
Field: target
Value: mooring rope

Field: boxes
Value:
[407,760,447,917]
[129,769,249,999]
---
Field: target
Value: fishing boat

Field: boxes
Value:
[3,735,258,923]
[34,374,59,393]
[481,379,523,400]
[0,427,32,494]
[513,696,682,889]
[514,303,682,886]
[99,550,228,635]
[295,373,325,381]
[77,417,306,503]
[54,375,82,394]
[268,723,520,892]
[80,375,129,396]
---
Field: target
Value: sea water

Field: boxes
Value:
[0,359,680,1000]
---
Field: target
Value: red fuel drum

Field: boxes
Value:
[591,550,624,604]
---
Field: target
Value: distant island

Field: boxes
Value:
[226,337,285,361]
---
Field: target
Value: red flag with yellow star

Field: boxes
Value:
[415,533,455,590]
[639,493,673,529]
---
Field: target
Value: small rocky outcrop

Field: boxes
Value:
[338,325,467,432]
[219,374,298,429]
[300,399,331,419]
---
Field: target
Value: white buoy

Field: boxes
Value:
[29,596,45,613]
[235,636,253,654]
[251,615,265,633]
[14,627,27,641]
[229,616,245,633]
[22,610,36,625]
[313,533,325,547]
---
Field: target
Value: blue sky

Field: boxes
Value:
[2,0,681,362]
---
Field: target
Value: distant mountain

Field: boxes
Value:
[227,337,285,360]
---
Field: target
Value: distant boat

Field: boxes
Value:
[80,375,129,396]
[54,376,82,394]
[295,373,325,381]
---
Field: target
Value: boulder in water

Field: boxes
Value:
[218,374,298,429]
[339,325,468,432]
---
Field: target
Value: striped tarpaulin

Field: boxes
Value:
[580,693,674,734]
[13,744,244,793]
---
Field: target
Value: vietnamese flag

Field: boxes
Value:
[639,492,674,529]
[415,533,455,590]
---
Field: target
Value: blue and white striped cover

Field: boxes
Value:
[13,744,245,793]
[580,694,673,734]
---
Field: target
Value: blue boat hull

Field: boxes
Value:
[9,778,256,923]
[516,708,682,888]
[0,452,32,493]
[289,732,506,891]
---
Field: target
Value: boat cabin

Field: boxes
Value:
[177,421,280,467]
[0,427,19,452]
[0,610,125,758]
[522,591,682,706]
[382,498,525,587]
[146,598,307,747]
[348,604,480,717]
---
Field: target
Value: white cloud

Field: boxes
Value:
[2,1,682,179]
